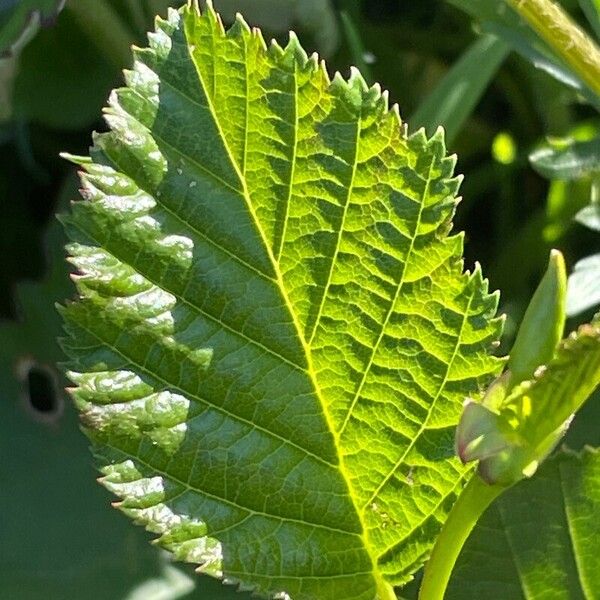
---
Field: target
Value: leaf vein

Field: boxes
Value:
[69,290,335,471]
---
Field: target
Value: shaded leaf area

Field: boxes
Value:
[0,179,245,600]
[0,0,64,54]
[60,4,503,599]
[447,448,600,599]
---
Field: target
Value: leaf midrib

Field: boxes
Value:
[184,13,484,590]
[87,139,306,373]
[68,226,340,477]
[183,16,387,587]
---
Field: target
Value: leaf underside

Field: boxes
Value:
[60,4,502,599]
[448,448,600,599]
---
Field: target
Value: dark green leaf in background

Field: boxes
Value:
[447,448,600,599]
[578,0,600,41]
[410,34,510,145]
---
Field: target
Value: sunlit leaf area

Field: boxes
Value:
[2,1,600,599]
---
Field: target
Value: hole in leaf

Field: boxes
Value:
[28,366,57,413]
[17,358,63,423]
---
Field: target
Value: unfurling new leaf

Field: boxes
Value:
[457,251,600,485]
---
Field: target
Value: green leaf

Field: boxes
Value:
[575,202,600,231]
[60,4,503,598]
[529,137,600,180]
[567,253,600,317]
[506,249,566,388]
[410,35,510,145]
[447,448,600,599]
[0,0,64,55]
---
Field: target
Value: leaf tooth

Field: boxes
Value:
[285,30,309,67]
[226,13,250,40]
[389,102,404,133]
[408,126,429,148]
[123,61,160,100]
[267,37,284,58]
[78,168,139,200]
[156,7,181,34]
[318,57,330,84]
[60,152,92,166]
[203,0,226,36]
[131,44,158,69]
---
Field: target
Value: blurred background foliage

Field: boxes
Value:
[1,0,599,598]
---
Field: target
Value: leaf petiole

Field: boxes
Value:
[418,474,505,600]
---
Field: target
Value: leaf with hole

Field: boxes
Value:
[60,4,503,598]
[0,178,234,600]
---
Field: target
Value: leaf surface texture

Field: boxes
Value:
[61,4,502,598]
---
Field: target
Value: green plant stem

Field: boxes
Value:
[418,474,505,600]
[505,0,600,99]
